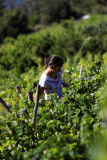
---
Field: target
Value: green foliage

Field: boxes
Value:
[0,19,76,73]
[0,0,107,30]
[0,53,107,159]
[0,35,39,73]
[80,36,107,56]
[43,0,72,23]
[0,11,107,159]
[0,9,30,43]
[0,0,4,16]
[35,0,105,23]
[0,14,107,75]
[82,21,107,36]
[97,0,107,5]
[28,14,41,28]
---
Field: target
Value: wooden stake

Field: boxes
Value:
[33,84,40,125]
[0,97,11,113]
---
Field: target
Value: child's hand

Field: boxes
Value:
[62,82,74,87]
[68,83,74,86]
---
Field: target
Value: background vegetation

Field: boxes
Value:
[0,0,107,159]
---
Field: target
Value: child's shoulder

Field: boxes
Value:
[41,71,47,77]
[39,72,48,84]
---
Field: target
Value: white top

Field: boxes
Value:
[39,69,63,100]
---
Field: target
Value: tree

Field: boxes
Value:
[97,0,107,5]
[0,9,30,43]
[0,0,5,15]
[43,0,72,23]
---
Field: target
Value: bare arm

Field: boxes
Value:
[62,82,69,87]
[62,82,74,87]
[34,86,45,100]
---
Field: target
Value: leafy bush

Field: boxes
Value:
[0,36,38,73]
[0,0,4,16]
[0,19,81,73]
[83,26,99,36]
[0,54,107,159]
[41,0,99,23]
[80,36,107,56]
[98,21,107,35]
[28,14,41,28]
[0,9,30,43]
[82,21,107,36]
[0,15,107,75]
[43,0,72,23]
[10,133,88,160]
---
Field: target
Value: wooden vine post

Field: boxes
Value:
[0,97,11,113]
[33,84,40,126]
[16,85,21,108]
[27,90,33,102]
[16,85,21,94]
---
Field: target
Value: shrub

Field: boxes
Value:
[0,36,38,73]
[28,14,41,28]
[0,9,30,43]
[83,26,99,36]
[98,21,107,35]
[82,21,107,36]
[43,0,72,23]
[80,36,107,56]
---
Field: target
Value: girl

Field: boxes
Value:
[35,55,70,101]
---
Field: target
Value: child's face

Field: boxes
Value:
[53,66,62,73]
